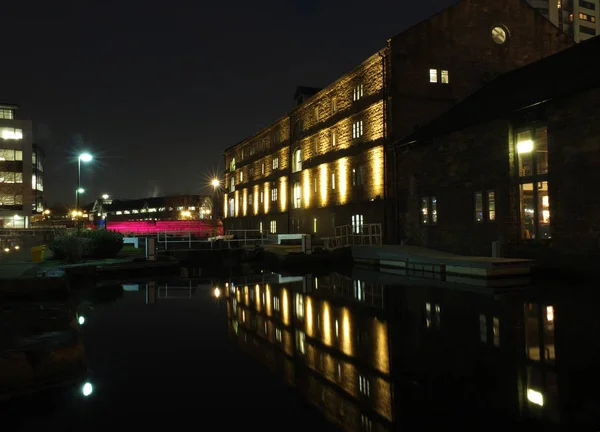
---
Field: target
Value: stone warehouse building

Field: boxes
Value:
[222,0,573,240]
[395,36,600,256]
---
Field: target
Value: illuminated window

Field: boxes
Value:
[358,374,370,397]
[295,293,304,319]
[353,279,365,301]
[331,171,336,190]
[314,107,319,122]
[0,108,13,119]
[351,214,364,234]
[313,217,317,233]
[331,130,337,147]
[579,12,596,22]
[270,220,277,233]
[259,221,263,232]
[352,166,365,186]
[292,148,302,173]
[331,97,337,113]
[229,158,236,172]
[274,295,280,311]
[492,26,508,44]
[475,192,483,222]
[260,191,264,203]
[239,171,243,182]
[0,127,23,140]
[229,177,235,192]
[293,182,301,209]
[314,177,317,193]
[441,70,449,84]
[0,172,16,183]
[271,187,278,202]
[272,157,279,170]
[421,197,437,225]
[352,120,364,139]
[248,194,253,206]
[488,191,496,221]
[275,328,282,342]
[297,330,306,355]
[429,69,438,83]
[352,83,364,101]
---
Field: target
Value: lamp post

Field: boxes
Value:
[211,178,221,219]
[76,153,93,232]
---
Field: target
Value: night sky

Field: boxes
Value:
[2,0,454,207]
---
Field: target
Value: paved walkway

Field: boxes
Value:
[0,247,50,279]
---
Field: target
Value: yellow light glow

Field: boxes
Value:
[322,302,332,346]
[180,210,192,218]
[306,296,313,337]
[341,308,352,356]
[223,193,228,218]
[266,283,272,316]
[370,145,384,198]
[282,289,289,325]
[527,389,544,406]
[319,164,328,207]
[302,170,311,208]
[374,318,390,374]
[517,140,534,153]
[279,177,287,212]
[244,285,249,305]
[234,190,240,217]
[263,182,270,214]
[213,287,221,298]
[337,157,349,205]
[253,185,259,215]
[255,284,261,311]
[242,188,248,216]
[546,305,554,322]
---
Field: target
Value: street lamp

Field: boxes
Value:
[102,194,109,200]
[211,178,220,189]
[76,153,92,232]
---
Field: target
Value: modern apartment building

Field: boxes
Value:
[222,0,573,241]
[527,0,599,41]
[0,104,44,228]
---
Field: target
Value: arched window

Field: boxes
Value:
[230,157,236,172]
[293,182,301,208]
[292,148,302,173]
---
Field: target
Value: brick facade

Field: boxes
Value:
[223,0,574,242]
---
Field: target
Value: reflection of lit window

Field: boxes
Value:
[493,317,500,346]
[276,328,282,342]
[358,375,370,397]
[354,280,365,301]
[273,296,280,312]
[361,415,372,432]
[297,330,306,354]
[295,293,304,319]
[425,302,432,328]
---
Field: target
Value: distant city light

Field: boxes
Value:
[78,315,86,325]
[214,287,221,298]
[102,194,109,199]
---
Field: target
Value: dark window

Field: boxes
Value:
[580,0,596,10]
[580,25,596,35]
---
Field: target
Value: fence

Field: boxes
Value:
[155,229,268,250]
[323,224,382,250]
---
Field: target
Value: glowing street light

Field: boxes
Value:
[102,194,109,200]
[77,188,85,194]
[81,382,93,397]
[79,153,93,163]
[214,287,221,298]
[211,178,220,189]
[76,153,93,233]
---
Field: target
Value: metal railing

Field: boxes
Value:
[155,229,267,250]
[323,223,382,250]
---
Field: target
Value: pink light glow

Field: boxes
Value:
[105,220,223,236]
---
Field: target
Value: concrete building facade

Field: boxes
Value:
[527,0,599,41]
[0,104,43,228]
[222,0,573,241]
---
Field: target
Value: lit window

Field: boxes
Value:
[331,97,337,114]
[313,177,317,193]
[431,196,437,224]
[314,107,319,122]
[313,217,317,233]
[0,108,13,119]
[239,171,243,182]
[351,214,364,234]
[293,182,301,209]
[491,26,508,44]
[352,83,364,101]
[441,70,449,84]
[272,157,279,170]
[261,163,265,175]
[488,191,496,221]
[275,328,282,342]
[273,295,280,311]
[352,120,364,139]
[229,158,236,172]
[475,192,483,222]
[292,148,302,173]
[354,279,365,301]
[260,191,264,203]
[270,220,277,233]
[361,415,372,432]
[331,130,337,147]
[331,172,336,190]
[229,178,235,192]
[429,69,438,83]
[0,127,23,140]
[271,187,278,202]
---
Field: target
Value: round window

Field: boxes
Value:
[491,26,508,44]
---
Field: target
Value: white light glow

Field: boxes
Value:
[79,153,93,162]
[78,315,86,325]
[517,140,534,154]
[527,389,544,406]
[102,194,109,199]
[214,287,221,298]
[82,382,93,397]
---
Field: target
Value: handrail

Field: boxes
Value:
[323,223,382,250]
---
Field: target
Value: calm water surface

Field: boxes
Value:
[4,268,600,431]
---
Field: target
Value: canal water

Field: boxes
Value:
[3,268,600,431]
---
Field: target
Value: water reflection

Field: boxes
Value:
[224,270,600,430]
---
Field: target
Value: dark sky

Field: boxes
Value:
[2,0,455,206]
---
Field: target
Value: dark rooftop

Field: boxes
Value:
[399,35,600,145]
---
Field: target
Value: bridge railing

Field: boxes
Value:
[323,224,382,250]
[155,229,267,250]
